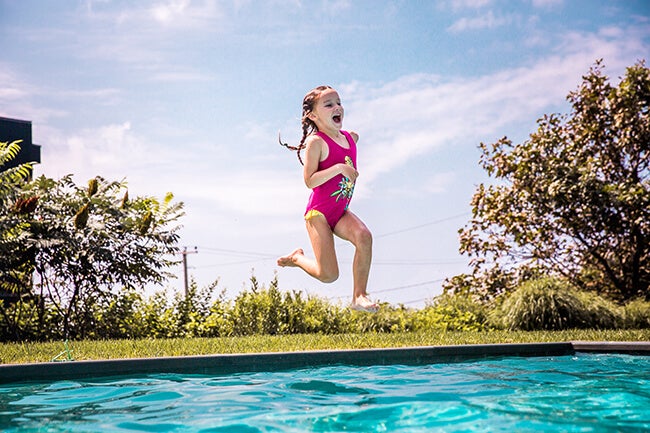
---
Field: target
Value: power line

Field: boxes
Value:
[401,297,432,305]
[327,278,444,301]
[375,212,471,238]
[194,257,274,268]
[372,278,444,294]
[195,246,277,258]
[369,259,466,266]
[187,212,471,270]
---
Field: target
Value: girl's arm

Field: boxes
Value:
[303,135,358,189]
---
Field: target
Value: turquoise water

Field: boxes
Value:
[0,353,649,432]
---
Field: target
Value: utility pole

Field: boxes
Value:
[181,246,198,298]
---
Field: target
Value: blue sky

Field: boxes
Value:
[1,0,648,307]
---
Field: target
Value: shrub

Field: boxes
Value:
[91,287,148,339]
[229,276,285,335]
[140,290,174,338]
[226,275,351,336]
[411,292,489,332]
[0,297,59,342]
[493,277,593,331]
[574,290,622,329]
[292,292,350,334]
[623,299,650,329]
[351,303,411,333]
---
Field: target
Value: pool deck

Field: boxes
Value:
[1,341,648,385]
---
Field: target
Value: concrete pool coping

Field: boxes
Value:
[1,341,648,385]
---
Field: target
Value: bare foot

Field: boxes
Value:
[350,295,379,313]
[277,248,304,267]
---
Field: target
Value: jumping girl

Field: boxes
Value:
[278,85,378,313]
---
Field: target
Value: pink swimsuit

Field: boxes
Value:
[305,130,357,229]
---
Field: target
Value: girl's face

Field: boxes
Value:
[309,88,344,132]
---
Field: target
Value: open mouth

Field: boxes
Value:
[332,114,342,124]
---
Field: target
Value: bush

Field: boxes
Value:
[493,278,594,330]
[91,287,148,339]
[352,303,411,333]
[623,299,650,329]
[7,273,645,342]
[411,292,489,332]
[0,297,59,342]
[574,290,622,329]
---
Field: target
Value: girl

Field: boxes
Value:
[278,85,378,313]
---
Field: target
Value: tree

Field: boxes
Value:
[455,60,649,302]
[0,140,36,299]
[0,172,185,340]
[0,140,32,193]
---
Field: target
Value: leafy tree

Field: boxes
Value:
[0,140,32,193]
[0,172,184,340]
[0,140,37,302]
[455,60,649,302]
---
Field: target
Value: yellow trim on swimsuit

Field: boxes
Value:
[304,209,325,221]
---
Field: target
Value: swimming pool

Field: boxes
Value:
[0,352,648,432]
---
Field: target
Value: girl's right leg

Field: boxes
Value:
[333,211,377,312]
[277,215,339,283]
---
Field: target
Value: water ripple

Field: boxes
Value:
[0,353,648,432]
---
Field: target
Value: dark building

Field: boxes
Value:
[0,116,41,173]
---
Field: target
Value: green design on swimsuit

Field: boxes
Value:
[330,156,355,205]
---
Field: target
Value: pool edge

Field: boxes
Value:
[1,341,648,384]
[571,340,650,354]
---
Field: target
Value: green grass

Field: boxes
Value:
[1,329,649,365]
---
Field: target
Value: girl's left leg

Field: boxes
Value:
[334,211,378,312]
[277,215,340,283]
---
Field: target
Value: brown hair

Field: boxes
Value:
[279,85,332,165]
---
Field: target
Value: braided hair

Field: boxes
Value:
[279,85,332,165]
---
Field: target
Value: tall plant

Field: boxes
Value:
[0,172,184,340]
[0,140,36,297]
[0,140,32,193]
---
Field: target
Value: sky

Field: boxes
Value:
[1,0,648,308]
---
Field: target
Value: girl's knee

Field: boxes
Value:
[362,227,373,244]
[355,227,372,249]
[318,268,339,283]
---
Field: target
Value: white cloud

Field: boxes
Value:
[151,0,192,23]
[447,10,515,32]
[71,0,225,73]
[0,64,69,123]
[424,172,456,194]
[322,0,352,15]
[0,65,30,102]
[187,169,305,217]
[84,0,222,29]
[152,70,216,82]
[531,0,563,8]
[149,0,223,27]
[38,120,306,219]
[342,24,648,187]
[45,122,145,180]
[441,0,492,11]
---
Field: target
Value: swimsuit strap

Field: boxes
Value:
[316,130,354,150]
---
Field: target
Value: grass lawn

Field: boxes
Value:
[1,329,649,365]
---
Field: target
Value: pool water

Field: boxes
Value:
[0,353,648,432]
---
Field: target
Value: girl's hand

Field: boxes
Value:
[340,163,359,181]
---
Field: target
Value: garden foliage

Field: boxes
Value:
[490,278,621,330]
[4,271,649,341]
[0,153,184,340]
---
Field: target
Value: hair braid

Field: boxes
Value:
[279,85,332,166]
